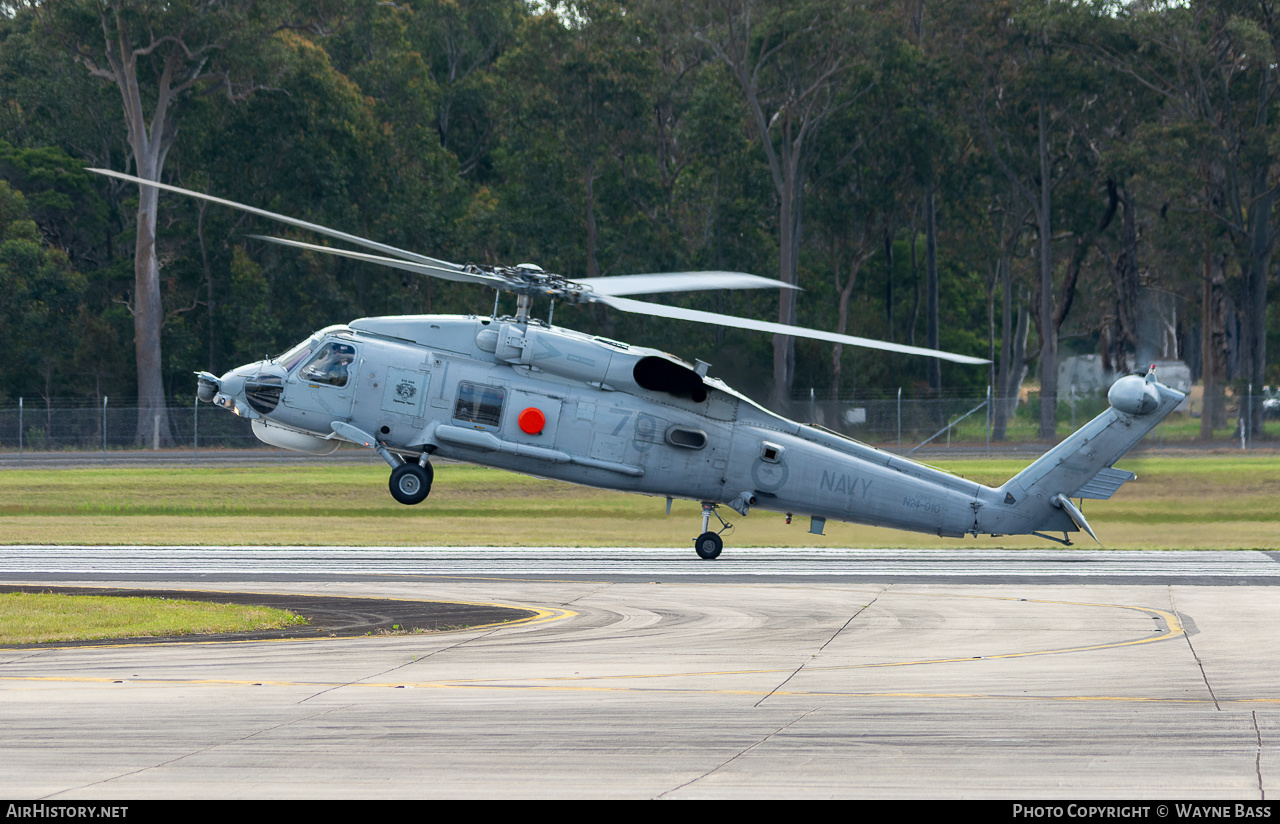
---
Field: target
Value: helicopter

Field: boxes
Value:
[93,168,1184,559]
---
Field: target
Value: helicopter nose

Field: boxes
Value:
[206,361,286,418]
[217,370,247,399]
[204,366,255,417]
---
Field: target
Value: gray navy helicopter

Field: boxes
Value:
[95,168,1184,559]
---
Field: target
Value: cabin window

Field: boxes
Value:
[761,442,784,463]
[300,342,356,387]
[454,381,505,428]
[666,426,707,450]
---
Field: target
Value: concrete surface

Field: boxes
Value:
[1,549,1276,798]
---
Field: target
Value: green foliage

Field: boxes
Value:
[0,164,91,402]
[229,246,279,365]
[0,140,109,265]
[0,0,1272,416]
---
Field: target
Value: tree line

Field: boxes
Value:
[0,0,1276,444]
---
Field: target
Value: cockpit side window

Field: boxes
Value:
[453,381,505,428]
[300,342,357,387]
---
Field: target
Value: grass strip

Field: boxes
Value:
[1,456,1278,549]
[0,591,306,644]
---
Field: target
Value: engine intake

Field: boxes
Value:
[634,356,708,402]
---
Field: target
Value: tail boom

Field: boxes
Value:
[977,371,1185,542]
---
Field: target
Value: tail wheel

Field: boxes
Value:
[389,462,433,505]
[694,531,723,560]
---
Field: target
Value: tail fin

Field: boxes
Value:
[990,368,1184,542]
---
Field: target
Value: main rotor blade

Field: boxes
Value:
[574,271,798,297]
[88,168,466,271]
[248,235,504,287]
[598,295,990,365]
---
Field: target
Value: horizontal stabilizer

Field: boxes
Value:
[1052,494,1099,544]
[1072,467,1137,501]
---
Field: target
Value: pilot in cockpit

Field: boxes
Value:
[303,342,356,387]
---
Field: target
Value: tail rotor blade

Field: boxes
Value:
[1053,494,1100,544]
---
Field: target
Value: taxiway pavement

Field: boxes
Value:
[1,547,1277,799]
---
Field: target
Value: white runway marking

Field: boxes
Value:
[2,546,1278,580]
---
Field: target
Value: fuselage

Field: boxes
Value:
[204,313,1183,542]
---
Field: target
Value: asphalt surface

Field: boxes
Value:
[2,547,1279,799]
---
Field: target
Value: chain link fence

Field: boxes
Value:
[783,387,1277,450]
[0,399,258,458]
[784,391,999,449]
[0,389,1274,462]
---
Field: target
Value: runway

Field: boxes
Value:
[5,545,1280,583]
[1,547,1277,798]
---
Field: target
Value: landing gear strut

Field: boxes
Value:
[694,502,731,560]
[331,421,435,506]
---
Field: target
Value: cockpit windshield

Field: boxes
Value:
[274,336,321,372]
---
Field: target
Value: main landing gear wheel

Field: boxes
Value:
[389,462,433,505]
[694,531,723,560]
[693,501,730,559]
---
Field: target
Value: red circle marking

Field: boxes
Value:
[518,407,546,434]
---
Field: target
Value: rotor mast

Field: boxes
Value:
[515,293,533,324]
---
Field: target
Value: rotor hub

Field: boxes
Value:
[490,264,593,303]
